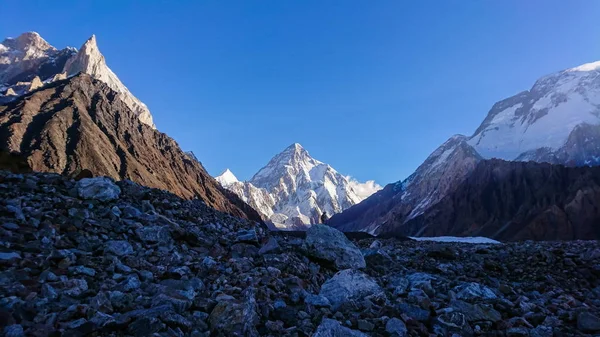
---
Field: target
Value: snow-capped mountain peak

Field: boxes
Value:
[63,35,155,128]
[1,32,155,128]
[216,143,381,229]
[468,59,600,163]
[567,60,600,73]
[215,169,239,187]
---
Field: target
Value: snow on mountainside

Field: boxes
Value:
[0,32,154,128]
[330,58,600,235]
[215,143,381,229]
[468,60,600,162]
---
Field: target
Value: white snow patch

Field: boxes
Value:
[567,60,600,72]
[409,236,501,244]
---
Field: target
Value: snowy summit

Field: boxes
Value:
[215,143,381,229]
[215,169,239,186]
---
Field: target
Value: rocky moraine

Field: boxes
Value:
[1,170,600,336]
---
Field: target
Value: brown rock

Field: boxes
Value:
[0,73,261,221]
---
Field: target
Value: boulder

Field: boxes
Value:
[303,225,365,270]
[577,312,600,332]
[454,282,497,301]
[319,269,383,310]
[76,177,121,201]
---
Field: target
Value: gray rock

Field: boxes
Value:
[258,237,281,255]
[530,326,553,337]
[0,252,21,260]
[235,229,258,243]
[357,319,374,331]
[136,226,171,244]
[319,269,383,310]
[398,303,430,322]
[208,288,259,336]
[454,282,497,301]
[2,223,19,230]
[41,283,59,300]
[305,294,331,308]
[76,177,121,201]
[128,316,165,337]
[435,311,473,337]
[3,324,24,337]
[507,327,530,337]
[577,312,600,332]
[450,300,502,322]
[313,318,368,337]
[70,265,96,277]
[63,278,88,297]
[119,274,141,292]
[386,318,408,336]
[303,225,366,270]
[104,240,134,256]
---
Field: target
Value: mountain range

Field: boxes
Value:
[2,31,600,241]
[329,60,600,240]
[215,143,381,229]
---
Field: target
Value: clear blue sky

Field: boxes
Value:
[2,1,600,185]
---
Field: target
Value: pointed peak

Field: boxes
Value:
[283,143,308,154]
[215,169,239,186]
[84,34,97,47]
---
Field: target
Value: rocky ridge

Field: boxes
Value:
[0,73,260,221]
[0,32,153,127]
[1,169,600,336]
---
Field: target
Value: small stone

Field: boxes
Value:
[63,278,88,297]
[70,265,96,277]
[313,318,368,337]
[104,240,134,256]
[530,326,553,337]
[507,327,530,337]
[0,252,21,260]
[120,274,141,292]
[386,318,408,336]
[357,319,374,331]
[2,223,19,230]
[305,294,331,308]
[41,284,58,300]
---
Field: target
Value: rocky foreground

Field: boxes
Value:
[1,170,600,336]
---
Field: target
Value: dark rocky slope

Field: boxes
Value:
[0,74,260,221]
[1,170,600,336]
[385,159,600,241]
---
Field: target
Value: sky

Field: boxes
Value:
[2,1,600,185]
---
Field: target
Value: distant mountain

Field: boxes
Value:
[0,32,154,128]
[215,143,381,229]
[392,159,600,241]
[330,59,600,239]
[468,60,600,164]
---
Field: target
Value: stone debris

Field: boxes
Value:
[0,170,599,336]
